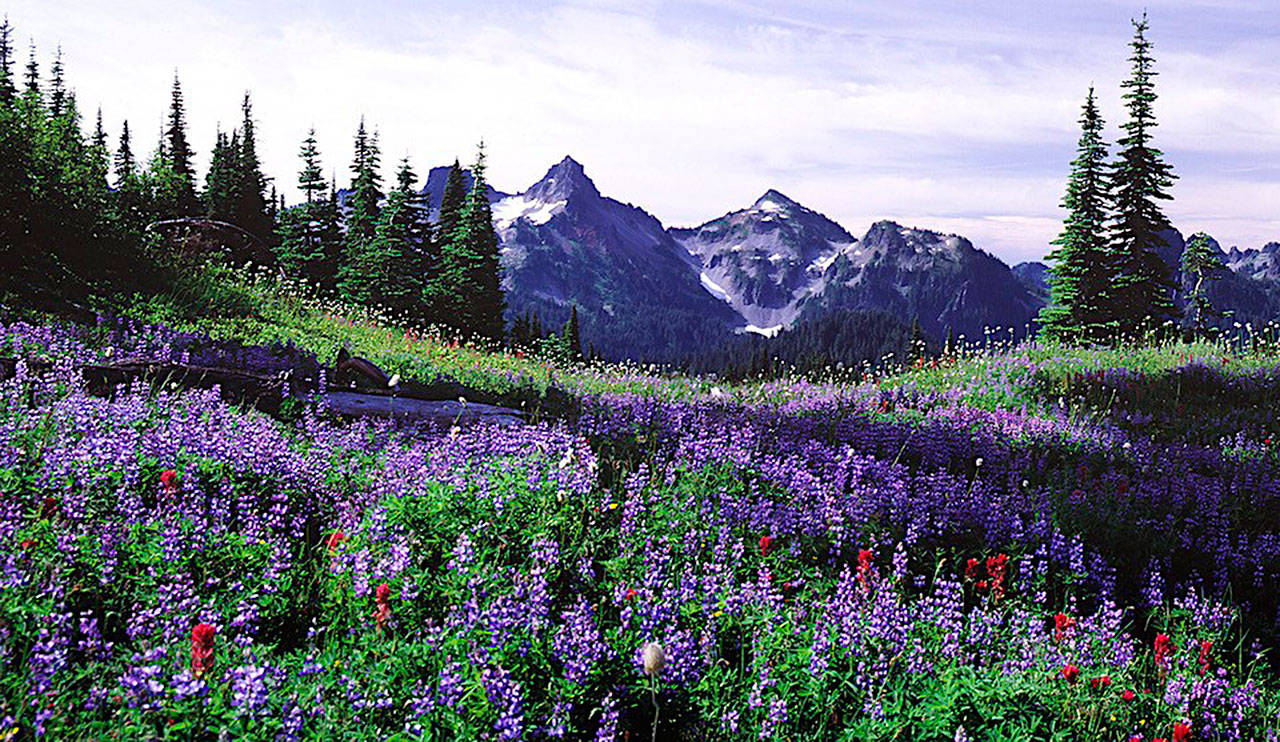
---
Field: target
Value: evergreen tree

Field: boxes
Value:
[563,304,582,359]
[336,118,384,304]
[204,128,238,221]
[368,157,422,315]
[47,46,65,118]
[276,128,336,284]
[164,73,199,214]
[298,128,325,202]
[1108,13,1178,336]
[1039,87,1115,342]
[428,143,504,341]
[1181,231,1225,335]
[114,119,135,182]
[0,17,15,107]
[232,92,273,241]
[436,160,467,245]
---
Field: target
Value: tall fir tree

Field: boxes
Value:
[0,17,14,107]
[563,304,582,359]
[232,92,273,242]
[436,159,467,245]
[1108,13,1178,336]
[46,46,65,118]
[276,128,331,284]
[439,143,504,341]
[204,128,238,221]
[164,73,199,214]
[1180,231,1225,335]
[337,118,384,304]
[369,157,423,316]
[114,119,135,182]
[298,128,325,202]
[1039,87,1115,342]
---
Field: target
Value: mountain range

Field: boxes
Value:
[421,156,1280,360]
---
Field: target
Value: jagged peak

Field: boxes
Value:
[526,155,599,202]
[752,189,799,211]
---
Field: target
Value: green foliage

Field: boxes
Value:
[1181,231,1226,335]
[425,145,505,343]
[1107,13,1178,335]
[1040,88,1117,343]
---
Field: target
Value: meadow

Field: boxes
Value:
[1,272,1279,740]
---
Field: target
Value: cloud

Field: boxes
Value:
[4,0,1278,264]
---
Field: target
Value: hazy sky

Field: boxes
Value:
[6,0,1279,263]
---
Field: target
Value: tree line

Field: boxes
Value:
[0,18,504,342]
[1039,14,1226,342]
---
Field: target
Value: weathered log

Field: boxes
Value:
[321,392,524,426]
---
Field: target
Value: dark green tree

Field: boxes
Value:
[298,128,325,202]
[232,92,273,242]
[336,118,384,304]
[164,73,199,214]
[0,17,15,106]
[436,159,467,245]
[1108,13,1178,336]
[428,143,504,341]
[563,304,582,359]
[1039,87,1115,343]
[1181,231,1225,335]
[113,119,135,182]
[204,128,238,221]
[46,46,65,118]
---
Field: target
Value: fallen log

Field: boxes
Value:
[321,392,524,426]
[0,357,526,426]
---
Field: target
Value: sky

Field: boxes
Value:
[6,0,1280,264]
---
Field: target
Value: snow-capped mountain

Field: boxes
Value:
[796,220,1043,340]
[669,190,857,335]
[486,156,744,360]
[1225,242,1280,283]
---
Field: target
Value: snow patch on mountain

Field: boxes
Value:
[492,195,567,228]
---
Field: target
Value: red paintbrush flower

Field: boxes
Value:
[1060,664,1080,684]
[759,535,774,556]
[40,496,59,520]
[160,469,180,493]
[1122,689,1136,702]
[326,531,347,551]
[1154,633,1174,669]
[624,588,637,600]
[857,549,875,592]
[1054,612,1076,641]
[1198,640,1213,676]
[191,623,216,678]
[375,582,392,632]
[964,558,980,580]
[986,553,1009,602]
[1172,722,1192,742]
[1090,675,1111,690]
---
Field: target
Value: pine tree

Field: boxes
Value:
[114,119,135,183]
[1108,13,1178,336]
[204,128,238,221]
[368,157,422,315]
[88,108,110,188]
[563,304,582,359]
[337,118,384,304]
[1039,87,1115,342]
[276,128,333,284]
[47,46,65,118]
[0,18,16,107]
[436,160,467,245]
[1181,231,1225,335]
[232,92,273,242]
[298,128,325,202]
[164,73,199,214]
[428,143,504,341]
